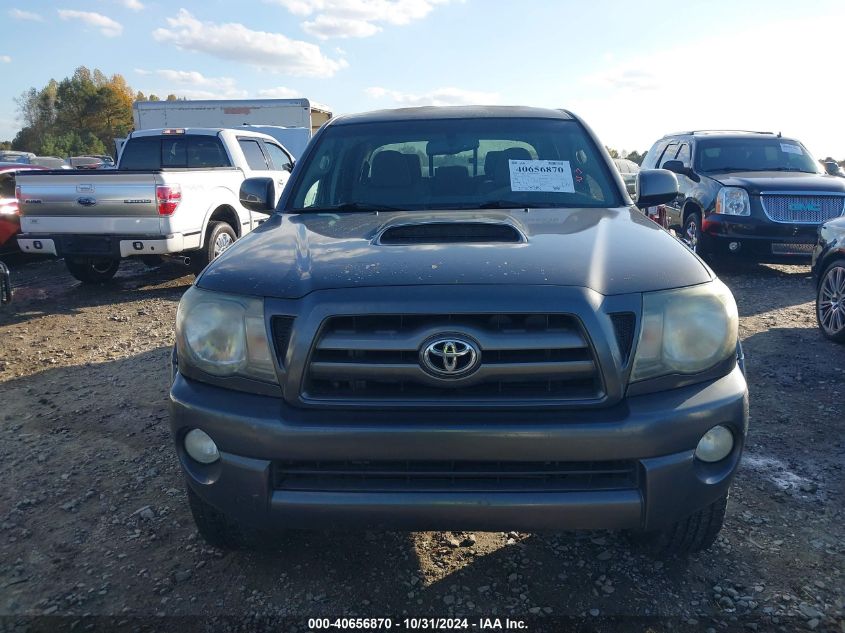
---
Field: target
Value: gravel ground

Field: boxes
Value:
[0,255,843,633]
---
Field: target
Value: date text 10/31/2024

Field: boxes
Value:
[307,618,528,630]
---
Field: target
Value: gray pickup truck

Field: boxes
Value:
[169,106,748,555]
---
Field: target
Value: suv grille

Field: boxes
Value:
[760,194,845,224]
[272,460,638,493]
[301,314,603,404]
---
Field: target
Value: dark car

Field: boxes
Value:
[0,163,47,254]
[812,216,845,343]
[641,131,845,261]
[613,157,639,196]
[169,106,748,556]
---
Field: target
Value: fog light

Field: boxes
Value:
[695,425,734,463]
[728,241,740,252]
[184,429,219,464]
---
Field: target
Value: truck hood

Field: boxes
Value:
[198,207,712,299]
[709,171,845,195]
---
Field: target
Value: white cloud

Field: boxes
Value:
[0,56,11,63]
[9,8,43,21]
[135,68,247,99]
[304,15,381,39]
[366,86,499,107]
[119,0,145,11]
[57,10,123,37]
[269,0,459,39]
[151,9,347,77]
[574,12,845,159]
[257,86,301,98]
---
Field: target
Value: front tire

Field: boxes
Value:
[817,259,845,343]
[191,221,237,274]
[65,257,120,284]
[682,212,703,255]
[630,493,728,556]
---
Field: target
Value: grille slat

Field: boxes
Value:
[273,460,638,493]
[302,313,604,404]
[760,194,845,224]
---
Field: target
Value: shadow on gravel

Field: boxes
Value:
[228,529,704,618]
[712,262,815,318]
[0,260,193,327]
[708,259,811,278]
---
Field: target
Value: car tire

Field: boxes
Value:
[186,486,256,550]
[630,493,727,556]
[191,221,236,274]
[682,212,704,255]
[65,257,120,284]
[816,258,845,343]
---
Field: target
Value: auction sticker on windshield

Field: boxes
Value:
[509,160,575,193]
[780,143,803,155]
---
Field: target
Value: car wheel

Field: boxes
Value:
[65,257,120,284]
[191,221,237,274]
[630,493,727,556]
[186,486,257,550]
[682,212,702,254]
[817,259,845,343]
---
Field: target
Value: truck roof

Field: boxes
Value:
[129,127,276,140]
[132,98,331,115]
[331,105,575,126]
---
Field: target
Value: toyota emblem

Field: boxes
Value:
[420,336,480,378]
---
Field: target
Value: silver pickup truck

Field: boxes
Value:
[15,127,295,283]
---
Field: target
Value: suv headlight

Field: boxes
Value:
[715,187,751,216]
[175,286,276,383]
[631,279,738,382]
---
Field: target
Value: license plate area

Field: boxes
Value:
[62,235,113,255]
[771,242,814,256]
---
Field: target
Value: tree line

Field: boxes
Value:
[3,66,180,157]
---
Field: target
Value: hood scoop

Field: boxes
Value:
[377,221,524,245]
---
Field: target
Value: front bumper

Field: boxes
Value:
[702,213,818,260]
[17,232,189,258]
[169,365,749,533]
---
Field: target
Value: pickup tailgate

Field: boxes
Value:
[16,171,161,235]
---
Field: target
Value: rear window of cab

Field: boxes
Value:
[119,135,231,170]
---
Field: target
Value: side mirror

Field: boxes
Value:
[662,160,700,183]
[635,169,679,209]
[824,161,843,177]
[239,177,276,212]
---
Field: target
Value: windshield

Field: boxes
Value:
[287,118,623,211]
[695,138,820,174]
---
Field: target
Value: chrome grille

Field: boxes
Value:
[760,194,845,224]
[302,314,604,404]
[272,459,638,492]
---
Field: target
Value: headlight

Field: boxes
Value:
[175,286,276,383]
[631,279,738,382]
[715,187,750,216]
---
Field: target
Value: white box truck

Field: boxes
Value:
[131,98,332,159]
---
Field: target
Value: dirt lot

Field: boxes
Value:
[0,255,842,633]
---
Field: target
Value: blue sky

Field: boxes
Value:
[2,0,845,158]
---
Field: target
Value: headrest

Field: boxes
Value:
[404,153,422,181]
[371,150,411,188]
[484,151,504,177]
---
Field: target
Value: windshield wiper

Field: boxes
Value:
[292,202,406,212]
[757,167,813,173]
[475,200,562,209]
[708,166,812,173]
